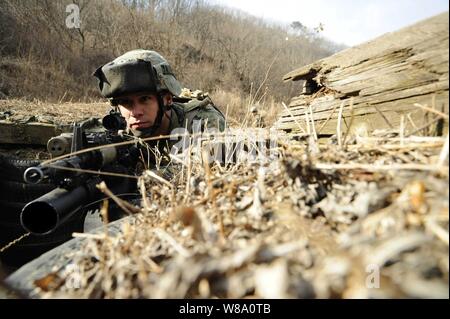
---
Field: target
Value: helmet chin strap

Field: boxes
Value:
[130,93,170,138]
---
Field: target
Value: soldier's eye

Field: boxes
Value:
[140,95,152,103]
[118,99,133,108]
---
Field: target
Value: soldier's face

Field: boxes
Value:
[116,92,171,131]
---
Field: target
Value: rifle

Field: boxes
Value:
[20,111,141,236]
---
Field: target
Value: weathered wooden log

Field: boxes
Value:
[276,12,449,136]
[0,121,62,145]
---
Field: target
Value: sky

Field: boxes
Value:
[212,0,449,46]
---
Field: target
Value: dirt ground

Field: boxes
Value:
[0,99,109,123]
[0,98,110,159]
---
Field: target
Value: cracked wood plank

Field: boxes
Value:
[278,12,449,135]
[0,121,61,145]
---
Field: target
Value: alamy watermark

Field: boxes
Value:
[169,123,284,166]
[65,4,81,29]
[62,264,83,289]
[365,263,380,289]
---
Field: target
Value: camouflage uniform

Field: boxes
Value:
[170,96,226,133]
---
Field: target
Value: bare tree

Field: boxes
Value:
[0,0,339,102]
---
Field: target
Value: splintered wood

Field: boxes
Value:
[11,127,448,299]
[277,12,449,136]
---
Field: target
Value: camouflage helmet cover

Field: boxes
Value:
[93,49,183,99]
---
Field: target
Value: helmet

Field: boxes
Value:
[93,50,183,137]
[93,49,183,99]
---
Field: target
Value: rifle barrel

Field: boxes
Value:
[20,186,90,235]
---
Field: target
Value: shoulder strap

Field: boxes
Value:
[183,97,211,112]
[185,98,209,131]
[172,96,225,132]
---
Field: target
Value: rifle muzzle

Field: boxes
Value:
[20,186,90,235]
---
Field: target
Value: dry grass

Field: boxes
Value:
[210,89,280,128]
[1,93,448,298]
[0,56,100,103]
[17,125,448,299]
[0,90,281,129]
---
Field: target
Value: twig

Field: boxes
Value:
[316,102,338,135]
[72,232,107,240]
[153,228,191,257]
[142,170,173,188]
[337,101,345,148]
[250,50,280,107]
[202,149,225,241]
[406,117,442,137]
[356,136,445,143]
[308,103,318,141]
[373,104,394,129]
[437,133,449,166]
[99,199,109,235]
[96,181,141,215]
[414,103,449,121]
[184,145,193,204]
[342,98,354,145]
[281,102,306,134]
[366,233,430,267]
[143,256,164,273]
[348,142,444,151]
[314,162,449,174]
[406,113,419,131]
[46,165,138,180]
[0,232,30,253]
[304,110,311,135]
[241,82,254,129]
[425,217,449,246]
[400,115,405,146]
[225,102,230,128]
[138,177,151,212]
[41,132,210,166]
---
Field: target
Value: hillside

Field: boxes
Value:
[0,0,343,105]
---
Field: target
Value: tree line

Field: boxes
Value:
[0,0,345,103]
